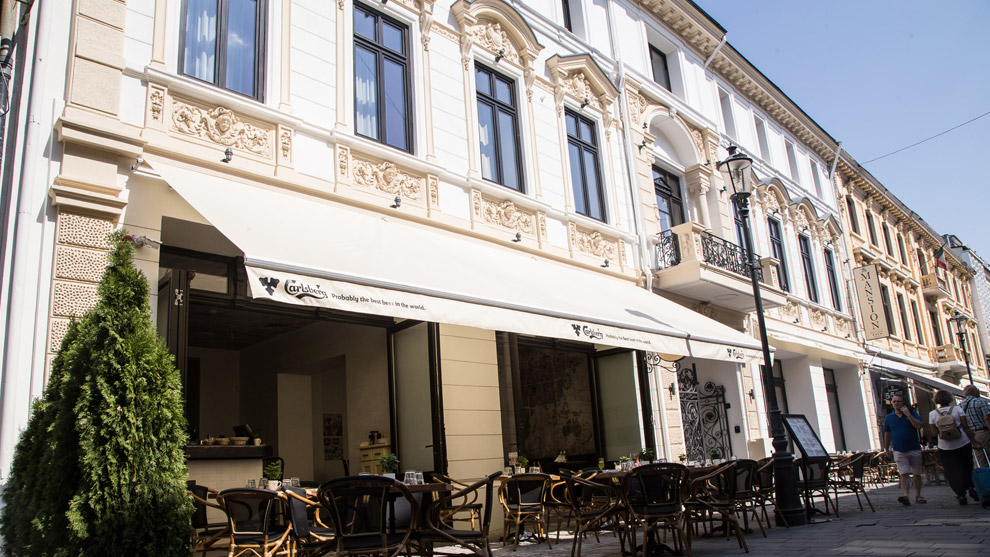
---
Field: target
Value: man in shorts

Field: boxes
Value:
[884,394,925,505]
[962,385,990,467]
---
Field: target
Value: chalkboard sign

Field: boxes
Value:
[782,414,829,461]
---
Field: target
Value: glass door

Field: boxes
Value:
[389,322,443,473]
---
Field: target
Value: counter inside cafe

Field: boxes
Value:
[186,425,274,521]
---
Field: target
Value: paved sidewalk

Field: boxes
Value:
[490,483,990,557]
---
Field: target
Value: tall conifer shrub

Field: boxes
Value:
[1,231,192,555]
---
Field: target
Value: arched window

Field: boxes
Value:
[652,166,683,231]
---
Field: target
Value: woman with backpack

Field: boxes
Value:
[929,389,979,505]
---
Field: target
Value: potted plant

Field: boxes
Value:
[618,455,632,471]
[639,447,655,462]
[678,454,687,463]
[515,455,529,473]
[379,453,399,478]
[709,448,722,463]
[251,429,263,446]
[263,461,282,482]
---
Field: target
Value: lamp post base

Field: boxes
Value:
[771,448,807,527]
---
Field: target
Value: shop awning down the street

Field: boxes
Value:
[876,366,965,397]
[146,157,765,364]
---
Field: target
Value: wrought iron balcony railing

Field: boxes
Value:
[655,229,680,270]
[700,232,764,283]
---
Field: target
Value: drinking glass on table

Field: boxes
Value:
[597,458,605,471]
[246,479,256,488]
[404,471,416,484]
[414,472,424,485]
[290,477,300,487]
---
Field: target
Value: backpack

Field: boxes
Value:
[936,408,961,440]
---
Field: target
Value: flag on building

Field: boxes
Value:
[933,245,948,270]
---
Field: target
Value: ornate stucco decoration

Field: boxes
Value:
[693,302,717,319]
[428,176,439,206]
[279,129,292,160]
[810,309,827,330]
[569,224,617,259]
[149,88,165,122]
[472,192,533,233]
[756,179,793,222]
[418,0,436,50]
[170,99,272,158]
[336,145,350,180]
[626,88,650,127]
[353,159,422,198]
[781,301,800,322]
[546,54,619,136]
[451,0,543,97]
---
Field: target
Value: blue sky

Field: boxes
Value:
[693,0,990,263]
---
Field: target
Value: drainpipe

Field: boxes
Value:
[0,0,51,477]
[703,34,728,69]
[603,1,671,458]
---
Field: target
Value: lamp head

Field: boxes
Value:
[950,310,968,331]
[717,145,753,195]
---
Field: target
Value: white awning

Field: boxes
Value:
[876,367,965,397]
[145,156,764,363]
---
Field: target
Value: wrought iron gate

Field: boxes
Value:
[677,362,732,463]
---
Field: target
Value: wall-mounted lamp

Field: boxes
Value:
[824,239,834,248]
[601,259,610,268]
[390,195,401,209]
[221,147,234,163]
[130,157,144,171]
[668,383,677,398]
[821,327,828,332]
[580,97,590,109]
[512,232,522,243]
[748,389,755,400]
[793,318,800,324]
[799,225,809,234]
[638,139,649,152]
[770,208,780,216]
[642,122,648,130]
[123,234,161,250]
[494,49,504,63]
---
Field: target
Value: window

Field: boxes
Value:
[810,162,823,197]
[653,166,683,231]
[896,293,911,341]
[824,247,841,311]
[180,0,267,100]
[649,46,671,91]
[865,211,878,246]
[917,248,929,275]
[953,277,960,301]
[785,141,800,182]
[843,198,859,236]
[896,234,908,264]
[910,300,925,345]
[880,285,895,335]
[882,225,894,255]
[768,218,790,292]
[929,310,943,345]
[733,203,749,256]
[754,116,770,162]
[566,110,606,222]
[718,89,736,138]
[561,0,573,31]
[824,369,846,452]
[476,65,522,191]
[799,235,818,303]
[354,4,411,152]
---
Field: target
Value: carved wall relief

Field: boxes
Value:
[336,145,350,180]
[569,224,617,259]
[170,98,273,158]
[471,21,519,63]
[472,192,534,233]
[352,159,422,199]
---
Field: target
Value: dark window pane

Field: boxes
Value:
[494,77,512,104]
[354,7,376,40]
[382,58,407,150]
[650,46,670,90]
[497,109,519,190]
[583,149,602,220]
[579,120,593,143]
[657,195,671,231]
[475,67,491,96]
[354,45,379,139]
[478,102,496,182]
[382,21,404,54]
[565,113,577,137]
[224,0,258,97]
[183,0,218,83]
[568,143,585,215]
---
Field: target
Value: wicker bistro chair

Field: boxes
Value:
[188,482,229,556]
[831,453,875,513]
[316,476,418,557]
[498,473,553,550]
[752,457,784,528]
[621,463,692,557]
[795,458,836,520]
[544,475,573,541]
[561,471,625,557]
[284,486,335,556]
[683,462,749,553]
[419,471,502,557]
[730,459,766,537]
[216,488,291,557]
[428,473,485,531]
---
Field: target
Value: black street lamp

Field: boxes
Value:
[718,145,807,527]
[949,310,975,385]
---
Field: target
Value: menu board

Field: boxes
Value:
[782,414,829,460]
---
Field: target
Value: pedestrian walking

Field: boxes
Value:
[961,385,990,467]
[883,394,925,505]
[929,389,978,505]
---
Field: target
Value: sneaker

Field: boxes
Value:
[958,495,968,505]
[897,496,910,506]
[969,488,979,502]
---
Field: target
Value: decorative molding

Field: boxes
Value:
[352,159,422,198]
[149,88,165,122]
[428,175,439,206]
[56,212,114,249]
[277,125,293,166]
[54,246,109,283]
[810,308,827,330]
[432,24,459,43]
[170,98,272,158]
[692,302,717,319]
[472,193,534,233]
[569,224,617,259]
[626,89,650,127]
[52,281,100,318]
[335,145,350,180]
[538,212,547,239]
[471,22,519,64]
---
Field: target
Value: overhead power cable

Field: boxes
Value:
[861,110,990,165]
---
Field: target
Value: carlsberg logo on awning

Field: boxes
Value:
[284,279,328,300]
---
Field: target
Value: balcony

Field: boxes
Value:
[934,343,968,374]
[653,222,787,313]
[921,272,950,299]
